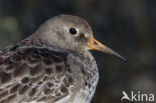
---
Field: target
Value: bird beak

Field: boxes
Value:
[88,37,126,61]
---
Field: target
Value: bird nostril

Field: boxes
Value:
[93,41,98,45]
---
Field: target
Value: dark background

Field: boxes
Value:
[0,0,156,103]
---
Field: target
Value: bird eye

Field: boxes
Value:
[69,28,77,35]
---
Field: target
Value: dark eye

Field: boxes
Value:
[69,28,77,35]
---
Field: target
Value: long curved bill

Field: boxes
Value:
[88,38,126,61]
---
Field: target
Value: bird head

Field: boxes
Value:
[34,14,126,61]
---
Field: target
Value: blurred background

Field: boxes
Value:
[0,0,155,103]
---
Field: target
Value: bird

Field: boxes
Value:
[0,14,126,103]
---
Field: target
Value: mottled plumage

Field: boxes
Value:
[0,14,125,103]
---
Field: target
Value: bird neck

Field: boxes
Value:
[21,34,88,56]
